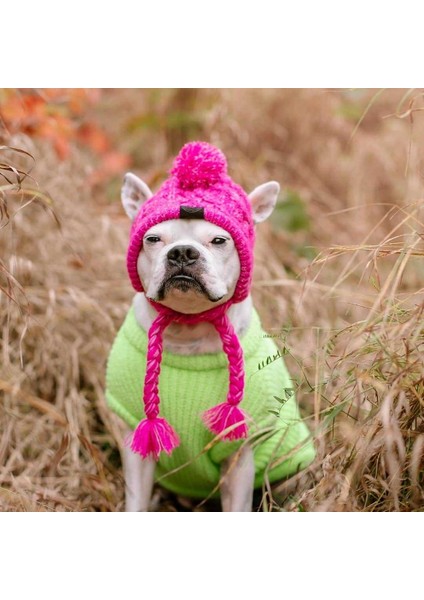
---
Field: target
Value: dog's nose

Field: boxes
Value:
[167,245,200,266]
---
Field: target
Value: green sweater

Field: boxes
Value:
[106,307,315,498]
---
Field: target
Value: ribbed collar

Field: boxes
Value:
[121,306,262,371]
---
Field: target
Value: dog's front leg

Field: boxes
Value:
[122,432,156,512]
[220,445,255,512]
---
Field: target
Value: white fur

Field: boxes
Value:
[119,171,279,511]
[123,448,155,512]
[137,219,240,314]
[221,445,255,512]
[133,292,252,354]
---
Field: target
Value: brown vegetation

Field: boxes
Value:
[1,89,423,511]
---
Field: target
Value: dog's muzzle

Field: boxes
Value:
[155,245,223,302]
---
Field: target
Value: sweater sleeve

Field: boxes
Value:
[208,354,316,483]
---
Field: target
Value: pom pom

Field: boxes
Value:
[171,141,227,189]
[203,402,248,441]
[130,416,180,460]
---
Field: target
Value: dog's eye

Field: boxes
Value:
[211,237,227,245]
[145,235,161,243]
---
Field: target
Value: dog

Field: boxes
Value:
[106,142,315,511]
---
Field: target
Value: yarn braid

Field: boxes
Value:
[143,311,173,419]
[202,309,248,440]
[130,299,248,459]
[211,311,245,407]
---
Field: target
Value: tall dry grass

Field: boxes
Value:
[1,89,423,511]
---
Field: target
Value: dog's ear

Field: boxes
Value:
[248,181,280,224]
[121,173,153,220]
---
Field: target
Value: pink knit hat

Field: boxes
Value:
[127,141,255,303]
[127,142,256,460]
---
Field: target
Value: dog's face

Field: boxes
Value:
[122,173,279,314]
[137,219,240,313]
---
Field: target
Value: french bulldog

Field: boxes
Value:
[120,172,279,512]
[106,142,315,512]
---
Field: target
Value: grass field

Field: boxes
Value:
[1,88,423,511]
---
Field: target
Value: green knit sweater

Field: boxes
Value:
[106,307,315,498]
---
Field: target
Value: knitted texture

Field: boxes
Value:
[130,310,179,459]
[106,307,316,498]
[125,142,256,459]
[202,310,247,440]
[131,299,249,457]
[127,142,255,304]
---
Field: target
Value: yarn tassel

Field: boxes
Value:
[130,416,180,460]
[136,301,249,453]
[203,402,248,441]
[130,310,180,461]
[203,311,248,440]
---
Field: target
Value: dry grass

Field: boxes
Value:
[1,89,423,511]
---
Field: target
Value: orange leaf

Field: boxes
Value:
[77,123,110,154]
[22,95,47,119]
[41,89,65,101]
[53,136,71,160]
[88,151,132,186]
[0,94,45,123]
[68,89,101,114]
[36,115,74,140]
[101,151,132,174]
